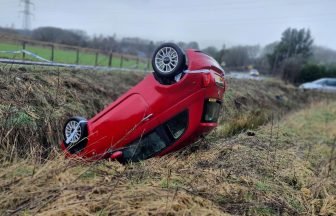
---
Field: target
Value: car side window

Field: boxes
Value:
[326,80,336,87]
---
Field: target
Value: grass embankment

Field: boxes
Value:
[1,99,335,215]
[0,42,148,69]
[0,65,146,161]
[0,65,320,160]
[0,65,335,215]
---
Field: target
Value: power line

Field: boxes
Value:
[20,0,34,30]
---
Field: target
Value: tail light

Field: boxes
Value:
[202,73,212,87]
[110,151,123,159]
[213,73,225,88]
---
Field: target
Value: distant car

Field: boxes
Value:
[249,69,259,77]
[299,78,336,93]
[61,43,226,163]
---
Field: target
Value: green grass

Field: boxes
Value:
[255,181,272,192]
[0,42,149,69]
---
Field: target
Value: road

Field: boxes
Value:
[226,71,264,80]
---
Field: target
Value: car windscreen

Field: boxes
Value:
[121,110,188,162]
[121,128,168,162]
[313,79,327,85]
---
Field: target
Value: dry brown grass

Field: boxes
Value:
[0,65,145,161]
[1,65,336,215]
[0,65,329,160]
[1,101,335,215]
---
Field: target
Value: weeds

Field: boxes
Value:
[0,65,336,215]
[0,65,145,160]
[1,106,336,214]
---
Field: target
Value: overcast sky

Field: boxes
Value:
[1,0,336,49]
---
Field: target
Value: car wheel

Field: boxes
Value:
[152,43,186,78]
[63,116,88,154]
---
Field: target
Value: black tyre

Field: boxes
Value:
[151,43,186,78]
[63,116,88,154]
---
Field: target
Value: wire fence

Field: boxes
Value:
[0,33,151,71]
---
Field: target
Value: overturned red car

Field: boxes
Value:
[61,43,226,162]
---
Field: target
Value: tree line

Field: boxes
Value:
[201,28,336,83]
[1,26,336,83]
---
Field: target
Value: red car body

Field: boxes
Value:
[61,49,226,162]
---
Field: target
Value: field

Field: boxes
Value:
[0,64,335,215]
[0,42,149,69]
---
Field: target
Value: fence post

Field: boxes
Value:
[120,55,123,68]
[95,52,99,66]
[136,57,139,69]
[22,41,26,59]
[76,49,80,64]
[108,53,113,67]
[147,58,150,71]
[50,45,54,61]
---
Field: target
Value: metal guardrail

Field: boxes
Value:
[0,33,151,70]
[0,49,51,62]
[0,58,149,73]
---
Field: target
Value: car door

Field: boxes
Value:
[89,93,151,153]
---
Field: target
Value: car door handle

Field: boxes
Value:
[143,113,153,122]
